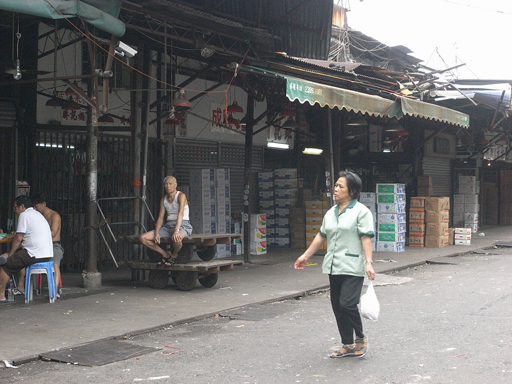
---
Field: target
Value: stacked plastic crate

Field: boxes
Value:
[258,171,275,247]
[189,169,216,235]
[250,214,267,255]
[274,168,298,248]
[359,191,377,251]
[376,183,406,252]
[408,197,426,247]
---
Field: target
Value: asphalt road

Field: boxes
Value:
[1,248,511,384]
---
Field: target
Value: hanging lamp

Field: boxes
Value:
[172,89,191,110]
[98,114,114,123]
[227,101,243,114]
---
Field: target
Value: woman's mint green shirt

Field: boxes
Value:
[319,199,375,276]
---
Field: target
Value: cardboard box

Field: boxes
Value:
[459,176,476,186]
[418,186,434,196]
[409,235,425,245]
[410,197,426,208]
[376,183,405,194]
[425,210,444,223]
[359,192,376,203]
[425,235,444,248]
[409,223,425,232]
[464,213,478,223]
[417,175,432,187]
[425,197,450,211]
[455,239,471,246]
[464,194,479,204]
[377,203,406,214]
[453,203,464,213]
[455,227,472,235]
[250,240,267,254]
[258,171,274,181]
[377,222,406,233]
[454,233,471,240]
[448,228,455,245]
[377,213,406,224]
[274,168,297,179]
[464,203,479,213]
[377,193,406,204]
[377,232,406,242]
[459,185,478,194]
[305,200,324,210]
[377,241,405,252]
[250,228,266,241]
[425,222,446,236]
[453,194,465,204]
[306,216,323,226]
[409,210,425,221]
[251,214,266,228]
[465,224,478,233]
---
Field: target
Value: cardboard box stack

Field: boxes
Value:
[274,168,299,248]
[305,199,329,250]
[424,197,450,248]
[500,170,512,225]
[417,175,433,196]
[408,197,426,247]
[258,171,275,247]
[189,168,232,258]
[376,183,406,252]
[250,214,267,255]
[454,227,471,246]
[290,207,306,249]
[359,192,377,251]
[453,176,479,233]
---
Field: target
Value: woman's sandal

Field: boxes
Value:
[355,337,368,358]
[330,343,358,358]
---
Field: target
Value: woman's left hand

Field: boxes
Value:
[366,263,375,280]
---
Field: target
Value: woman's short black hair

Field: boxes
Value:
[338,170,362,200]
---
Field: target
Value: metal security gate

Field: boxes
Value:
[174,138,264,215]
[0,102,17,230]
[31,130,165,272]
[422,157,452,197]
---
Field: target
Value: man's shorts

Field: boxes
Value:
[1,248,52,277]
[53,241,64,267]
[157,220,193,238]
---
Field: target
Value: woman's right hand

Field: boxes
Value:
[294,254,308,270]
[154,233,160,244]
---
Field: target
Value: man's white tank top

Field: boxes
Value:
[164,191,189,221]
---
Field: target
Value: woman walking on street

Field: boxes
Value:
[294,170,375,358]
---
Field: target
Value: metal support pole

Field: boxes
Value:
[243,93,255,263]
[327,108,335,201]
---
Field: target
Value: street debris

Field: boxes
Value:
[2,360,18,368]
[162,346,181,356]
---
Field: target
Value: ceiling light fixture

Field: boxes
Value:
[267,142,289,149]
[172,89,191,110]
[302,147,323,155]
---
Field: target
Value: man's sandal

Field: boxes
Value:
[330,344,358,358]
[157,256,177,267]
[355,337,368,358]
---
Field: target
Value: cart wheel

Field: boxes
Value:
[175,271,197,291]
[198,273,218,288]
[197,245,216,261]
[148,270,169,289]
[175,243,193,264]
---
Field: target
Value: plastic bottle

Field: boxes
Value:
[7,280,14,302]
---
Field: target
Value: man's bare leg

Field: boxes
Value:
[139,231,169,259]
[17,268,25,292]
[0,268,10,301]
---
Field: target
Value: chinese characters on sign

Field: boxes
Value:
[267,125,294,149]
[210,103,245,134]
[58,91,130,127]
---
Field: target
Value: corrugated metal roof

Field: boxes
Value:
[161,0,333,60]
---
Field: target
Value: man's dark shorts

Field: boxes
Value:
[1,248,52,277]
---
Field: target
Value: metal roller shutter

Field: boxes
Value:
[0,102,16,127]
[422,157,452,197]
[174,139,263,215]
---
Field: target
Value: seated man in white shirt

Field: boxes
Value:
[0,195,53,302]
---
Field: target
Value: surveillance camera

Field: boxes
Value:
[116,41,138,58]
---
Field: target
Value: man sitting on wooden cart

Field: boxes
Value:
[139,176,193,266]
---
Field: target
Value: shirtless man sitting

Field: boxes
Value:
[32,193,63,297]
[139,176,193,266]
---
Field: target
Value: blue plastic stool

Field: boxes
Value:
[24,261,56,304]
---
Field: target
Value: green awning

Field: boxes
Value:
[242,66,469,128]
[286,75,469,128]
[399,97,469,128]
[0,0,125,37]
[286,75,396,118]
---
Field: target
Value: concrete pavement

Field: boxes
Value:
[1,225,510,365]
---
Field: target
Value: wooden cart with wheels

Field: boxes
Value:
[126,259,243,291]
[121,233,241,263]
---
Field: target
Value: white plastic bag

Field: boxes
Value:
[360,280,380,321]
